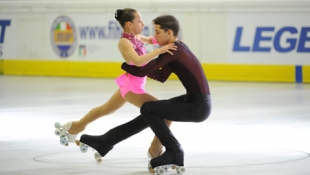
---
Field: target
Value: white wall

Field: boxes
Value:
[1,0,310,16]
[1,0,310,64]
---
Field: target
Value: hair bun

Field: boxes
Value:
[115,9,123,21]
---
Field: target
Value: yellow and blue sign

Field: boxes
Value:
[51,16,77,58]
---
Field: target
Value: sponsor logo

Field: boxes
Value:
[79,45,86,57]
[233,26,310,53]
[79,21,121,40]
[78,21,155,40]
[0,20,11,57]
[51,16,77,58]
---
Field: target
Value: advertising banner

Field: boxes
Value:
[49,13,182,61]
[0,14,16,58]
[227,13,310,64]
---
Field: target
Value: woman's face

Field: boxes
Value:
[130,12,144,35]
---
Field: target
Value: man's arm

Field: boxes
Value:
[121,49,179,77]
[147,65,172,83]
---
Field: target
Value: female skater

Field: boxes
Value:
[55,8,175,158]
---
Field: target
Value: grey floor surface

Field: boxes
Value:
[0,75,310,175]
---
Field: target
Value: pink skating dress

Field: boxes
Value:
[115,33,147,98]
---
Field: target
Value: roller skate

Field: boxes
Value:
[75,134,113,164]
[148,148,166,173]
[148,149,185,175]
[149,164,185,175]
[75,140,103,164]
[148,140,171,173]
[54,122,78,146]
[148,148,176,173]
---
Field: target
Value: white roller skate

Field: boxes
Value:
[75,140,103,164]
[54,122,78,146]
[148,162,185,175]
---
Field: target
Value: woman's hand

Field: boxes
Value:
[158,43,177,55]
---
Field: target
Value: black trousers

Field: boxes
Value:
[99,94,212,153]
[141,94,211,153]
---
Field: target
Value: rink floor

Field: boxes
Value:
[0,75,310,175]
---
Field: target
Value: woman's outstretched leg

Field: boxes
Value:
[66,89,126,138]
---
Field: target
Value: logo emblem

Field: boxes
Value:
[51,16,77,58]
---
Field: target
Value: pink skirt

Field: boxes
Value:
[115,73,147,98]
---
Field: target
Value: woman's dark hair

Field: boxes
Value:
[153,15,180,37]
[115,8,137,28]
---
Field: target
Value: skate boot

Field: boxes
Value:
[147,147,164,173]
[54,122,78,146]
[148,149,185,175]
[75,134,113,164]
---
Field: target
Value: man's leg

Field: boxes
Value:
[124,92,173,158]
[140,95,191,168]
[141,94,211,168]
[80,115,149,157]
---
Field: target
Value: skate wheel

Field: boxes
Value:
[55,122,61,128]
[55,128,62,136]
[95,157,102,164]
[164,166,169,172]
[94,152,102,164]
[60,138,68,146]
[176,166,186,174]
[80,143,88,153]
[94,152,101,159]
[60,130,67,138]
[156,167,165,175]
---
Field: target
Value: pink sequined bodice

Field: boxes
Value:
[121,32,146,57]
[115,33,147,97]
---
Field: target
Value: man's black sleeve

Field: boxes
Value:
[121,49,178,78]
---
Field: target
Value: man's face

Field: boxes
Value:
[154,24,170,46]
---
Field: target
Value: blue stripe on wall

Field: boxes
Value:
[295,65,302,83]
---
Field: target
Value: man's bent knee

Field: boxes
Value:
[140,101,154,116]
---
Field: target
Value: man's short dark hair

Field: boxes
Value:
[153,15,180,37]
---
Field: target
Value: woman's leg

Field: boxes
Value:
[68,89,126,134]
[124,92,172,158]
